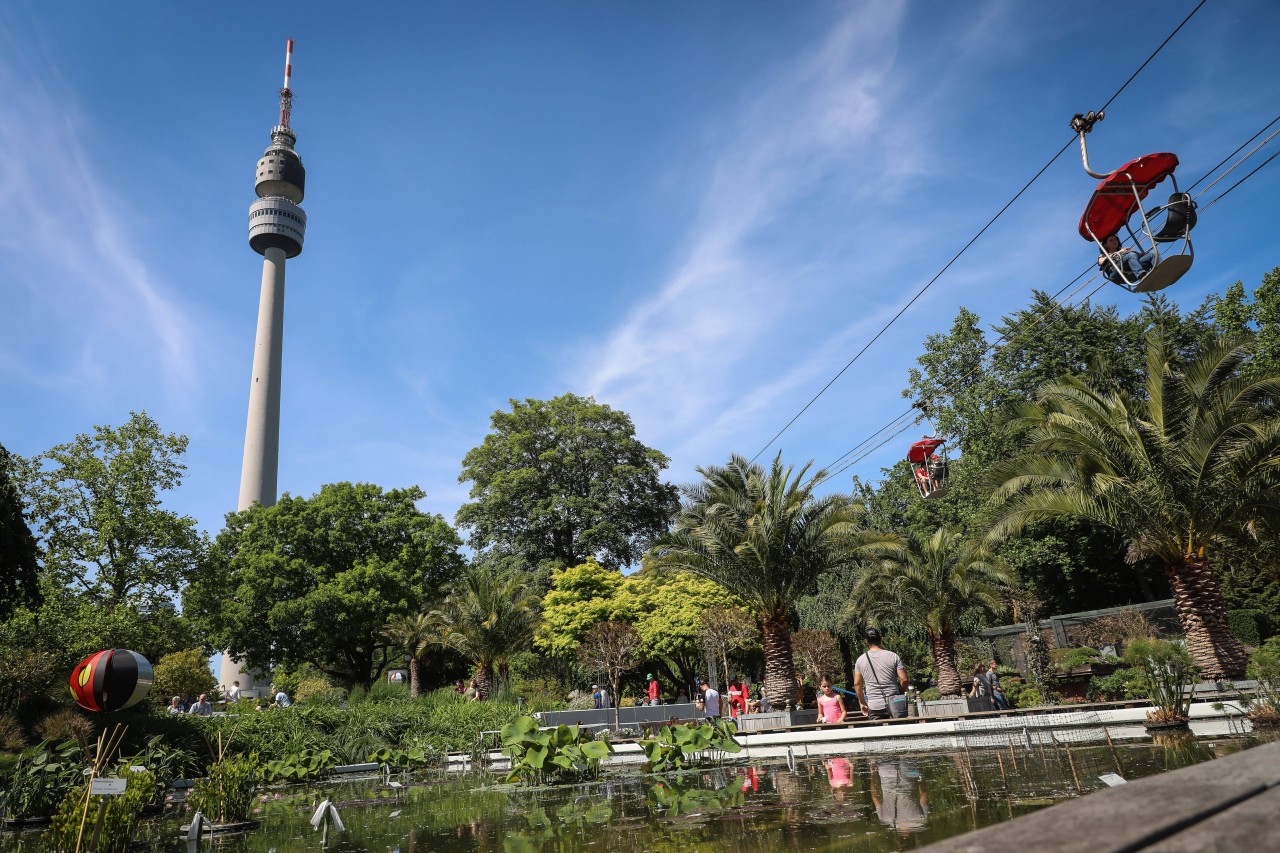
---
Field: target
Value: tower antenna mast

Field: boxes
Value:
[279,38,295,128]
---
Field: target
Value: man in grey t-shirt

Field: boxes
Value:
[854,628,908,720]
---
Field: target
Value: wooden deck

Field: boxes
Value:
[919,740,1280,852]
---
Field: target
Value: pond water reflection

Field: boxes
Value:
[8,734,1264,852]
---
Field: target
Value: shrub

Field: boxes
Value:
[0,713,27,751]
[295,674,345,706]
[1124,638,1197,724]
[2,740,85,819]
[1088,666,1146,701]
[1228,610,1267,649]
[918,688,942,702]
[1013,687,1046,708]
[151,649,218,706]
[1050,647,1104,671]
[45,768,155,853]
[188,754,261,823]
[1247,637,1280,685]
[35,709,94,745]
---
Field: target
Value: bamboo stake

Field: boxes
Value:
[1103,726,1125,777]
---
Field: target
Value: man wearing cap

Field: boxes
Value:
[854,628,909,720]
[698,678,721,719]
[647,673,660,706]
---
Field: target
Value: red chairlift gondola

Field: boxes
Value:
[907,436,949,500]
[1071,111,1197,293]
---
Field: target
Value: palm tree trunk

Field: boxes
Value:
[408,656,421,699]
[931,630,963,697]
[1166,553,1248,679]
[761,615,796,709]
[474,663,493,700]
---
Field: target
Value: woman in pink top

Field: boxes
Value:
[817,678,847,724]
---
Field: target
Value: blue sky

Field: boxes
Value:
[3,1,1279,541]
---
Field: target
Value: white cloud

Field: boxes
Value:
[0,17,204,402]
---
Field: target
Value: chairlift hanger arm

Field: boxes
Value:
[1071,111,1112,180]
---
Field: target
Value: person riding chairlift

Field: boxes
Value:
[1098,233,1154,286]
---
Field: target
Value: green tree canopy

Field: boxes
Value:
[456,394,679,570]
[433,561,540,699]
[535,559,741,690]
[185,482,464,689]
[0,443,40,619]
[17,412,205,608]
[652,453,896,707]
[987,330,1280,678]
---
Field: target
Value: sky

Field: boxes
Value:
[2,0,1279,543]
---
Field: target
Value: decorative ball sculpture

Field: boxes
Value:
[69,649,153,712]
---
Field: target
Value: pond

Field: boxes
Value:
[5,733,1268,852]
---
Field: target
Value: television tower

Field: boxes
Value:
[223,40,307,694]
[237,39,307,513]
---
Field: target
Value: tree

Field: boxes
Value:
[0,443,40,619]
[852,527,1013,696]
[987,330,1280,679]
[185,482,464,689]
[652,453,896,708]
[151,648,217,705]
[577,621,642,722]
[699,606,757,687]
[791,629,841,686]
[535,559,744,691]
[18,412,205,607]
[433,562,540,699]
[383,612,447,699]
[456,394,679,570]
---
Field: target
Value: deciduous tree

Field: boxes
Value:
[577,621,642,723]
[456,394,679,570]
[0,443,40,619]
[185,482,464,689]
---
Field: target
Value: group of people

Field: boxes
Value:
[969,661,1009,709]
[166,693,213,716]
[453,679,482,701]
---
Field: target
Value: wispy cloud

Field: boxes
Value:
[0,13,204,402]
[572,2,917,462]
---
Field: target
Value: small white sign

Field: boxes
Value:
[90,778,128,796]
[1099,773,1127,787]
[130,765,147,773]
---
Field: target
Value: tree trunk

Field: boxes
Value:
[1166,553,1248,679]
[474,663,493,700]
[761,615,796,709]
[838,635,855,690]
[408,656,421,699]
[931,630,963,698]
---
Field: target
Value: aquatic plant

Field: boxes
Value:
[264,747,337,783]
[45,767,154,853]
[499,716,611,785]
[639,718,741,772]
[2,739,84,819]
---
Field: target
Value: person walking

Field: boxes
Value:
[698,678,721,719]
[224,681,242,704]
[986,660,1010,710]
[854,628,909,720]
[647,673,661,706]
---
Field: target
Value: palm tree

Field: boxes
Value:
[651,453,896,709]
[432,563,540,699]
[987,330,1280,679]
[852,527,1014,697]
[382,612,446,699]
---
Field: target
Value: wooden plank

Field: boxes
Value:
[918,741,1280,853]
[1141,784,1280,852]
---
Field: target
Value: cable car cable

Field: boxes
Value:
[813,109,1280,484]
[745,1,1209,466]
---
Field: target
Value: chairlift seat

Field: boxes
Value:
[1152,192,1198,242]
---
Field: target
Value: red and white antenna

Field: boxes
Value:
[278,38,295,128]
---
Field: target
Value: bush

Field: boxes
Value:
[295,673,345,706]
[1247,638,1280,685]
[45,767,155,853]
[152,649,218,706]
[0,713,27,751]
[35,708,94,745]
[1124,638,1197,724]
[1012,687,1046,708]
[918,688,942,702]
[1088,666,1146,701]
[1050,647,1104,671]
[1228,610,1268,648]
[188,754,261,823]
